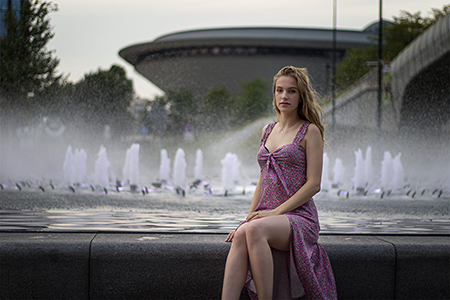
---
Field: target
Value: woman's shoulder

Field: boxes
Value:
[304,122,320,137]
[261,122,276,135]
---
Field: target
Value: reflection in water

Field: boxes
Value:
[0,209,244,232]
[1,208,449,234]
[0,188,448,234]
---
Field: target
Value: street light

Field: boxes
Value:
[331,0,337,134]
[377,0,383,133]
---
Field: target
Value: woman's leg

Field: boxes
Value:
[246,215,291,300]
[222,223,251,300]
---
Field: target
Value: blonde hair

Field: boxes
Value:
[272,66,326,143]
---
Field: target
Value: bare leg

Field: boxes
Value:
[246,215,291,300]
[222,223,250,300]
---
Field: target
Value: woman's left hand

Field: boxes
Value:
[246,209,279,221]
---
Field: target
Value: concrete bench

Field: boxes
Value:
[0,232,448,299]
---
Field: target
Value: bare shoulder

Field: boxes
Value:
[261,124,269,136]
[305,122,320,137]
[304,123,323,148]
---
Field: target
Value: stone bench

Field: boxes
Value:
[0,232,448,299]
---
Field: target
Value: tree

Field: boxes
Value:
[234,78,272,125]
[164,89,200,135]
[0,0,60,125]
[70,65,135,137]
[201,86,234,131]
[336,5,449,89]
[383,8,448,60]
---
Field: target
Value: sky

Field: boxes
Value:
[46,0,449,99]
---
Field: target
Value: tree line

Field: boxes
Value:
[336,5,449,90]
[0,0,271,140]
[2,0,447,139]
[140,79,272,138]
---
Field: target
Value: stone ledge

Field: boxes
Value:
[0,232,95,300]
[0,232,448,300]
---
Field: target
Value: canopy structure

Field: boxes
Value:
[119,24,377,97]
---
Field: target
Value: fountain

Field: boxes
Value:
[0,101,448,235]
[350,147,374,194]
[381,151,393,191]
[321,153,331,191]
[392,153,405,191]
[93,145,110,190]
[189,148,206,191]
[0,123,448,234]
[173,148,187,196]
[63,145,74,186]
[73,148,87,186]
[353,149,365,193]
[221,152,241,196]
[122,143,140,191]
[122,147,132,185]
[332,158,345,188]
[159,149,171,183]
[194,149,203,181]
[364,146,373,188]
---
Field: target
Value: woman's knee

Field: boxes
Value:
[232,225,248,245]
[245,221,266,244]
[246,217,290,250]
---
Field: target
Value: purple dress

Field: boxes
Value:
[244,121,337,300]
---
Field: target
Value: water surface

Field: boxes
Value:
[1,189,448,234]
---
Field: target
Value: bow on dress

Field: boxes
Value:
[261,148,291,196]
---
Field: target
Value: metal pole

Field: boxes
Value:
[332,0,337,133]
[377,0,383,132]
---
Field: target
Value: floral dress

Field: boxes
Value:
[244,121,337,299]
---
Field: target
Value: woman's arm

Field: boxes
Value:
[246,124,267,216]
[246,176,262,217]
[225,125,266,241]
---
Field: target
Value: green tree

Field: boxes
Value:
[201,86,234,131]
[70,65,134,137]
[336,46,378,89]
[336,5,449,89]
[147,95,168,136]
[234,78,271,125]
[0,0,60,125]
[383,7,449,59]
[164,89,200,135]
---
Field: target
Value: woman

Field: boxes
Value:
[222,66,337,300]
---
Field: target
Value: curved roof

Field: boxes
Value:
[120,26,374,66]
[119,25,378,97]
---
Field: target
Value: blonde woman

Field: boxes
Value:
[222,66,337,299]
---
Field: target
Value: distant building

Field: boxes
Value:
[120,24,380,97]
[0,0,24,37]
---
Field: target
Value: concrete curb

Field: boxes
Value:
[1,232,449,300]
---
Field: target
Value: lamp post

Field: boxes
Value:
[331,0,337,134]
[376,0,383,133]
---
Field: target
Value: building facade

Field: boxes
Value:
[120,24,379,97]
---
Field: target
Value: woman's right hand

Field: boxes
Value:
[225,230,235,242]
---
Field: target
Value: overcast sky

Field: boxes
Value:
[46,0,448,99]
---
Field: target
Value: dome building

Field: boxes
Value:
[119,24,378,97]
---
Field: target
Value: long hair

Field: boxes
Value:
[272,66,326,143]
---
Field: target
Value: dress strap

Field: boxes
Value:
[260,122,276,145]
[293,121,310,144]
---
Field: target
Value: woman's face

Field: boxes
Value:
[275,76,301,114]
